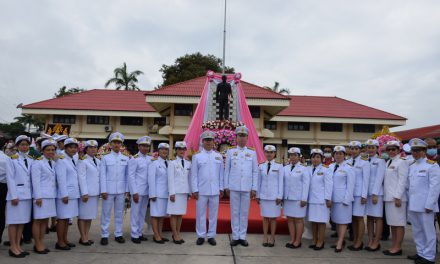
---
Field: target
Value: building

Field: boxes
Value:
[394,124,440,142]
[21,76,406,158]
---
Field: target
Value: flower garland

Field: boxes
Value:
[201,120,244,148]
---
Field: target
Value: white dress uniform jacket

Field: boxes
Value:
[168,157,191,196]
[283,162,310,202]
[257,161,283,200]
[31,157,57,199]
[308,164,332,203]
[330,162,355,205]
[367,155,386,196]
[77,154,101,197]
[191,149,224,195]
[347,156,370,199]
[129,152,151,196]
[383,156,409,202]
[224,146,258,192]
[100,151,129,194]
[7,153,33,201]
[148,156,169,199]
[55,155,81,199]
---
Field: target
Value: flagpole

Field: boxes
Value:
[222,0,227,74]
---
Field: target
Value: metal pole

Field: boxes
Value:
[222,0,227,74]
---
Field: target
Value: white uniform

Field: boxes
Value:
[6,152,33,224]
[167,157,191,215]
[257,161,283,218]
[383,156,408,226]
[283,162,310,218]
[346,156,370,216]
[330,162,355,224]
[31,157,57,219]
[77,154,100,220]
[366,155,386,217]
[307,164,332,223]
[224,146,258,240]
[100,150,129,238]
[55,155,80,219]
[407,158,440,262]
[128,152,151,239]
[148,157,169,217]
[191,149,224,239]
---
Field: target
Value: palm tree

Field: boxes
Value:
[14,114,44,132]
[105,62,144,90]
[264,81,290,95]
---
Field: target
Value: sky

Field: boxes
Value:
[1,0,439,131]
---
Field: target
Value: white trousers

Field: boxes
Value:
[101,194,125,238]
[230,191,250,240]
[408,211,436,262]
[130,195,149,238]
[196,195,219,239]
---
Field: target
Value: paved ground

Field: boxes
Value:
[0,209,438,264]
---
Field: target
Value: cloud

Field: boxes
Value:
[0,0,439,130]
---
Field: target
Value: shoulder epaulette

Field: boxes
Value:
[322,164,329,168]
[102,152,110,156]
[346,163,352,167]
[228,146,236,149]
[58,155,65,159]
[122,152,130,157]
[36,156,43,160]
[147,153,152,156]
[248,147,255,151]
[275,161,282,164]
[301,163,308,166]
[26,154,35,160]
[152,157,158,161]
[170,157,176,160]
[427,159,436,164]
[10,154,19,159]
[133,154,139,159]
[79,156,86,160]
[361,156,369,161]
[400,157,407,160]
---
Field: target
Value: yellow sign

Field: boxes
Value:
[46,123,70,136]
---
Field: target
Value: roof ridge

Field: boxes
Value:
[394,124,440,133]
[334,96,406,120]
[155,76,206,90]
[21,89,96,108]
[242,80,290,99]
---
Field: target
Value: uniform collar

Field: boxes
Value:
[111,150,121,156]
[415,157,427,164]
[137,151,148,158]
[18,151,29,158]
[203,148,213,154]
[176,156,184,161]
[313,163,322,169]
[86,154,95,159]
[158,156,168,162]
[237,145,247,151]
[267,159,274,165]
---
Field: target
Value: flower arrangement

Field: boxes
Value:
[201,120,244,149]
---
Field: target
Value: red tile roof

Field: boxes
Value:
[147,76,289,99]
[278,95,406,120]
[394,124,440,140]
[22,89,155,112]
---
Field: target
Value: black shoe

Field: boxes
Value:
[115,236,125,244]
[9,250,25,258]
[309,244,316,249]
[33,246,48,254]
[262,243,269,247]
[292,243,302,249]
[139,236,148,241]
[196,238,205,245]
[21,251,30,256]
[314,243,324,250]
[79,239,91,246]
[383,249,402,256]
[161,237,169,242]
[286,243,294,248]
[49,226,57,232]
[366,244,381,252]
[407,254,421,260]
[179,239,185,243]
[55,243,71,250]
[131,237,141,244]
[3,241,10,246]
[348,242,363,251]
[208,238,217,246]
[67,242,76,248]
[239,239,249,247]
[230,240,240,246]
[172,236,182,245]
[153,237,165,244]
[88,240,94,244]
[415,257,435,264]
[44,248,51,253]
[100,237,108,246]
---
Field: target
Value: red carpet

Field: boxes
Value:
[163,199,289,234]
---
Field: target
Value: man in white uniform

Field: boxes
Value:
[224,126,258,247]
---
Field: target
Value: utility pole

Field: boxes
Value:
[222,0,227,74]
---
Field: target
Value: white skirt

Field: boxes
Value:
[56,198,79,219]
[167,194,188,215]
[79,196,99,220]
[34,198,57,219]
[150,198,168,217]
[331,202,352,224]
[366,195,383,217]
[283,200,306,218]
[307,203,330,223]
[352,196,366,217]
[260,199,281,218]
[385,201,407,226]
[6,199,32,225]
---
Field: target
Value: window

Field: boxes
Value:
[87,116,109,125]
[249,106,260,118]
[174,104,193,116]
[153,117,167,126]
[321,123,343,132]
[264,121,277,130]
[53,115,75,124]
[120,117,143,126]
[288,122,310,131]
[353,124,375,133]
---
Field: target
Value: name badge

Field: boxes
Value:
[295,170,301,173]
[215,157,222,160]
[419,170,426,173]
[389,166,395,169]
[233,152,238,156]
[245,153,251,158]
[272,169,279,172]
[372,162,378,165]
[317,172,324,175]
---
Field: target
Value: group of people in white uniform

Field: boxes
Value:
[1,126,439,264]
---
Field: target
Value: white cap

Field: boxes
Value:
[109,132,124,143]
[348,141,362,148]
[15,135,31,145]
[200,130,215,140]
[333,146,346,153]
[64,138,79,146]
[288,147,301,155]
[54,134,68,142]
[85,140,98,148]
[174,141,187,149]
[384,140,400,149]
[42,138,57,149]
[408,138,428,149]
[310,149,324,156]
[264,145,276,152]
[136,136,151,145]
[365,139,379,147]
[158,143,170,149]
[235,126,249,135]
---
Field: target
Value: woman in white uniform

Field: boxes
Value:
[257,145,283,247]
[330,146,355,253]
[54,138,80,250]
[148,143,170,244]
[167,141,191,244]
[32,138,58,254]
[364,139,385,252]
[307,149,332,250]
[283,147,309,249]
[382,140,408,256]
[6,135,33,258]
[77,140,100,246]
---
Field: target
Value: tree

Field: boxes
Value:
[54,86,85,98]
[0,122,26,138]
[264,81,290,95]
[105,62,144,90]
[159,52,235,87]
[14,114,45,132]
